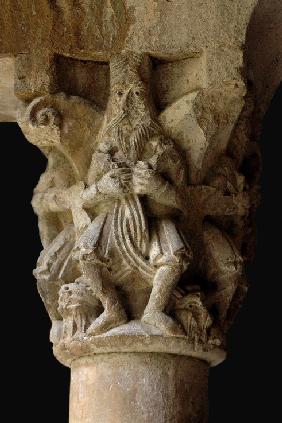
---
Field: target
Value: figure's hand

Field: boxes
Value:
[132,161,164,195]
[81,183,98,205]
[97,168,132,196]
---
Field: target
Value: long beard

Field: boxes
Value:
[104,113,161,163]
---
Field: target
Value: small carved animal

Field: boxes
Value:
[58,282,101,340]
[174,292,213,345]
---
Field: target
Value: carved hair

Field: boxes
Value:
[116,118,162,162]
[102,51,161,161]
[110,50,151,86]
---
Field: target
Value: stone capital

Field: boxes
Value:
[1,1,281,421]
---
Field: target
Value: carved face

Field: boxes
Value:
[58,283,94,310]
[176,293,205,313]
[105,51,154,134]
[116,78,146,110]
[109,77,149,128]
[106,74,162,162]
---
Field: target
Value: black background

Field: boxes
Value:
[1,83,281,422]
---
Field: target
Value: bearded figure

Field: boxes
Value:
[75,51,192,336]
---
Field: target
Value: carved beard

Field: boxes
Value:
[104,112,161,163]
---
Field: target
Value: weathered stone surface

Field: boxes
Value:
[2,1,280,120]
[18,49,254,352]
[0,57,21,121]
[246,0,282,115]
[0,0,258,97]
[54,319,225,368]
[153,55,207,110]
[70,353,209,423]
[0,1,257,65]
[1,0,280,421]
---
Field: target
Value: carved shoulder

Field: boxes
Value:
[87,149,113,185]
[145,136,187,186]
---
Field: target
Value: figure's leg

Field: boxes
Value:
[142,264,184,336]
[208,272,241,325]
[78,260,127,336]
[35,225,76,322]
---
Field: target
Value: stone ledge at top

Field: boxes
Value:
[0,0,257,86]
[0,57,21,122]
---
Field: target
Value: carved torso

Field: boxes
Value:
[86,133,186,218]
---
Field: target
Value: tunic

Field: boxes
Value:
[75,134,192,281]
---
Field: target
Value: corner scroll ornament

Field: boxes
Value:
[19,51,254,366]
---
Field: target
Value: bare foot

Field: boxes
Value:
[87,306,127,336]
[142,311,184,336]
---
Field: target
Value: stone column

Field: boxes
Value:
[69,354,209,423]
[1,1,281,422]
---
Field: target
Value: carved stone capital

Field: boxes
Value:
[2,0,278,421]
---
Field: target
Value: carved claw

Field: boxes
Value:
[142,312,185,336]
[86,306,127,337]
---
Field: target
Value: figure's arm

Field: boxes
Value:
[152,178,183,210]
[33,164,132,214]
[32,187,72,214]
[82,168,132,208]
[185,186,250,217]
[199,155,251,216]
[205,155,245,194]
[80,147,131,208]
[132,162,183,209]
[132,142,187,211]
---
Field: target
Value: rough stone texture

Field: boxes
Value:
[1,1,281,422]
[1,1,281,117]
[17,50,252,361]
[70,353,209,423]
[54,319,225,368]
[0,58,21,121]
[246,0,282,116]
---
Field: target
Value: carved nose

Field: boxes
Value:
[121,88,132,109]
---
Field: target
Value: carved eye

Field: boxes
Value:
[135,90,140,96]
[117,91,123,97]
